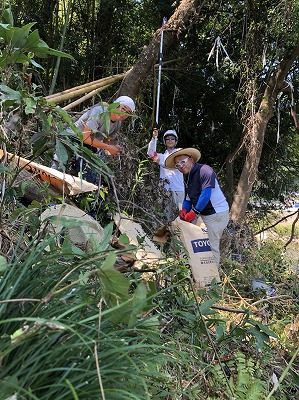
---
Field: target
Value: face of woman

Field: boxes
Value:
[174,154,194,174]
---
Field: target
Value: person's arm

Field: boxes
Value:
[182,199,192,211]
[148,128,158,159]
[184,188,212,223]
[82,126,122,156]
[152,154,161,164]
[193,187,212,212]
[151,129,161,164]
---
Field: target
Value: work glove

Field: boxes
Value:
[184,210,197,223]
[148,151,157,160]
[179,208,188,220]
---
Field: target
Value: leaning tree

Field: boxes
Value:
[118,0,207,99]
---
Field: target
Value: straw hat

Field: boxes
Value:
[165,148,201,168]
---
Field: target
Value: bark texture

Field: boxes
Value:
[118,0,207,99]
[14,169,75,205]
[230,46,299,222]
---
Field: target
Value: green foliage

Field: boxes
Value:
[0,205,298,398]
[195,283,278,351]
[1,3,299,399]
[0,216,165,399]
[0,6,77,184]
[211,351,267,400]
[97,251,151,326]
[3,0,299,201]
[0,255,7,271]
[0,6,73,69]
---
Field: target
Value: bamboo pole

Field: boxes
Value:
[49,0,73,95]
[46,73,125,99]
[45,73,126,103]
[62,84,111,111]
[45,75,122,104]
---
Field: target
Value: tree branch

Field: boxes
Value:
[284,210,299,248]
[255,210,298,235]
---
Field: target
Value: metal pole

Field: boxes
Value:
[148,17,167,158]
[155,17,167,128]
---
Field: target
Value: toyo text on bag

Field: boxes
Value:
[172,218,220,288]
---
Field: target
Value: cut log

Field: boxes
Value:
[0,149,98,195]
[14,168,76,205]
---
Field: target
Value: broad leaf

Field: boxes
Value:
[199,298,218,314]
[22,28,41,49]
[0,23,13,43]
[24,97,37,114]
[127,281,148,327]
[0,84,21,102]
[30,58,44,69]
[98,252,130,303]
[11,23,36,48]
[46,47,74,60]
[55,140,69,171]
[1,7,14,25]
[250,319,278,339]
[92,222,114,252]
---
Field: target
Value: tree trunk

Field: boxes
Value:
[118,0,207,99]
[14,169,75,205]
[230,46,299,222]
[230,110,271,221]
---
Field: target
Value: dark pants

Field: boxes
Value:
[75,157,100,186]
[51,146,104,186]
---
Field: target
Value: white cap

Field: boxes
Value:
[163,129,178,141]
[114,96,135,112]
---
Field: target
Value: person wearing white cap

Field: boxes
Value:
[52,95,135,184]
[147,128,184,221]
[165,148,229,266]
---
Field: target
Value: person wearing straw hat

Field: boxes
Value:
[148,128,184,221]
[165,148,229,266]
[52,96,135,184]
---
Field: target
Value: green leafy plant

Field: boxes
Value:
[211,351,267,400]
[0,6,73,70]
[0,217,164,398]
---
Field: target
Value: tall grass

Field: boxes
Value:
[0,224,204,400]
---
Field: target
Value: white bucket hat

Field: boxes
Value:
[114,96,135,112]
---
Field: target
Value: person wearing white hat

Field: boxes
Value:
[52,95,135,184]
[165,148,229,266]
[147,128,184,221]
[69,95,135,157]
